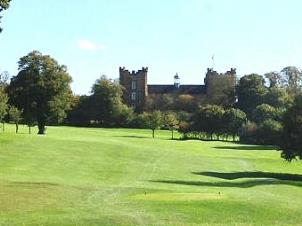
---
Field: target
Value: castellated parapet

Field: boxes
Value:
[119,67,148,111]
[204,68,237,102]
[119,66,236,111]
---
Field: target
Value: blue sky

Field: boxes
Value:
[0,0,302,94]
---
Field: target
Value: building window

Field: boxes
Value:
[132,81,137,90]
[131,92,137,101]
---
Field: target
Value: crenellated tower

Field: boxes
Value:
[119,67,148,112]
[204,68,237,103]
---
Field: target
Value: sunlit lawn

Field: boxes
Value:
[0,124,302,226]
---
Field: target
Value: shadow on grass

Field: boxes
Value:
[115,135,149,139]
[151,171,302,188]
[193,171,302,181]
[115,135,173,140]
[151,179,302,188]
[214,145,276,151]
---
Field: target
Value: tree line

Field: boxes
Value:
[0,51,302,161]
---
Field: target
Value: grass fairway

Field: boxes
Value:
[0,125,302,226]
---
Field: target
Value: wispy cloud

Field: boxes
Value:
[77,39,105,51]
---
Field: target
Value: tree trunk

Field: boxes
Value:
[16,123,18,134]
[2,122,4,132]
[152,129,155,138]
[28,126,31,134]
[38,118,46,135]
[171,129,174,140]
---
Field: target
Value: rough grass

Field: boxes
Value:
[0,124,302,226]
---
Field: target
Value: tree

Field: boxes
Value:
[279,94,302,161]
[193,105,225,140]
[264,87,291,109]
[240,121,258,144]
[66,95,91,126]
[265,71,283,88]
[88,75,131,126]
[281,66,302,96]
[252,104,277,123]
[257,120,282,145]
[145,94,174,111]
[8,106,22,133]
[113,103,134,127]
[8,51,73,134]
[0,70,9,86]
[129,113,148,129]
[0,0,11,32]
[236,74,267,118]
[164,112,179,139]
[67,80,133,128]
[175,95,196,112]
[224,108,247,141]
[143,111,162,138]
[0,86,8,132]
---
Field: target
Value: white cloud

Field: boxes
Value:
[77,39,105,51]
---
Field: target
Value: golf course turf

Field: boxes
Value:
[0,125,302,225]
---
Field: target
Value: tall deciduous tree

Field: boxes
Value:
[223,108,247,141]
[264,87,290,109]
[281,66,302,96]
[0,0,11,32]
[8,106,22,133]
[279,94,302,161]
[265,71,283,88]
[67,77,133,127]
[143,111,162,138]
[89,75,131,126]
[0,70,9,86]
[193,105,225,140]
[236,74,267,118]
[164,112,179,139]
[252,104,277,123]
[8,51,73,134]
[0,70,9,132]
[0,86,8,132]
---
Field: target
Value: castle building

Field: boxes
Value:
[119,67,236,111]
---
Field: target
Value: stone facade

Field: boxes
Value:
[204,68,237,103]
[119,67,148,110]
[119,67,236,111]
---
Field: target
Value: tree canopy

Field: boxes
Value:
[279,94,302,161]
[193,105,225,140]
[0,85,8,129]
[281,66,302,96]
[264,87,290,109]
[0,0,11,32]
[8,51,73,134]
[67,76,133,127]
[223,108,247,141]
[252,104,277,123]
[8,106,22,133]
[237,74,267,118]
[142,111,163,138]
[164,112,179,139]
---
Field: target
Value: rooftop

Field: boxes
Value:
[148,85,206,95]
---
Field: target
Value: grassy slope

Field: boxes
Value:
[0,125,302,226]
